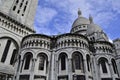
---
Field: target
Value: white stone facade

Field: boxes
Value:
[0,0,120,80]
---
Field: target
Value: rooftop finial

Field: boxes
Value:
[89,14,93,24]
[78,8,82,17]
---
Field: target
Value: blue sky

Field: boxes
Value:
[34,0,120,40]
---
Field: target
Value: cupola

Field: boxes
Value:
[70,9,90,35]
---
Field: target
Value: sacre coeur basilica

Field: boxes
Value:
[0,0,120,80]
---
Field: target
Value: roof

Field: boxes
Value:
[72,17,90,28]
[72,9,90,28]
[86,23,102,35]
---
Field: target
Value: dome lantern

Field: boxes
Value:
[89,14,94,24]
[78,8,82,17]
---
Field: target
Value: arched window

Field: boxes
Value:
[111,59,118,74]
[74,54,81,69]
[1,40,11,63]
[24,53,33,70]
[99,58,108,73]
[38,55,45,70]
[37,53,48,71]
[72,52,84,71]
[60,54,67,70]
[10,49,17,65]
[13,6,16,11]
[86,55,91,72]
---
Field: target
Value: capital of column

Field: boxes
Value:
[32,58,37,61]
[83,59,87,62]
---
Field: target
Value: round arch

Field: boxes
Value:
[70,49,86,59]
[58,52,68,60]
[56,49,70,61]
[96,55,110,64]
[23,52,33,59]
[37,53,48,61]
[72,51,84,58]
[111,58,118,74]
[0,36,19,49]
[72,51,84,72]
[20,49,35,60]
[0,33,21,47]
[98,57,108,64]
[36,50,50,61]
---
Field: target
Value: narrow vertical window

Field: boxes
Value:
[24,54,32,69]
[23,6,27,12]
[74,54,81,69]
[22,1,28,16]
[10,49,17,65]
[112,59,118,74]
[26,1,28,5]
[13,6,16,11]
[17,10,20,14]
[1,40,11,62]
[38,55,45,70]
[73,52,84,71]
[20,3,23,8]
[101,60,108,73]
[87,55,90,71]
[61,54,66,70]
[13,0,19,11]
[16,0,19,3]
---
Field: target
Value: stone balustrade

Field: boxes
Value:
[56,34,89,49]
[21,34,51,50]
[94,41,114,54]
[21,33,89,50]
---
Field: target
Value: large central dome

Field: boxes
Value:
[70,9,90,35]
[72,10,90,28]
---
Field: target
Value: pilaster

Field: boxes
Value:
[83,59,89,80]
[68,58,72,80]
[30,58,36,80]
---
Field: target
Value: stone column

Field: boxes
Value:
[30,58,36,80]
[50,51,55,80]
[46,50,56,80]
[92,56,99,80]
[5,75,8,80]
[68,58,72,80]
[83,59,89,80]
[55,60,58,80]
[16,59,23,80]
[109,62,115,80]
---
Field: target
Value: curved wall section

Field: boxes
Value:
[21,34,51,50]
[56,34,89,50]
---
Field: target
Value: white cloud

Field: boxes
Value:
[34,6,57,34]
[35,6,57,25]
[111,0,120,13]
[94,12,116,28]
[34,0,120,39]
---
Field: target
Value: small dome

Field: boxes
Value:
[86,15,102,35]
[72,9,90,28]
[86,23,102,35]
